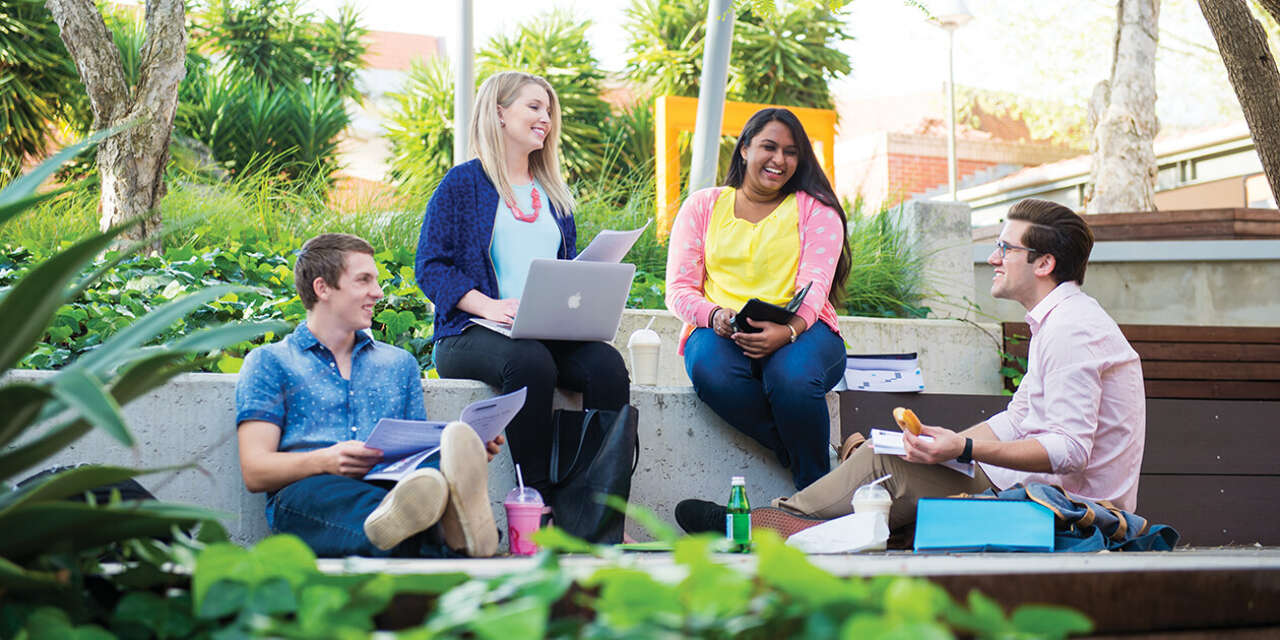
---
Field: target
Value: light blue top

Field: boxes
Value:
[490,180,562,299]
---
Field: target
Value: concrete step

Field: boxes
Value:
[320,549,1280,635]
[8,371,831,548]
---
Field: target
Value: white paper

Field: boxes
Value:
[845,354,919,371]
[574,221,650,263]
[869,428,976,478]
[363,387,527,482]
[844,353,925,392]
[844,368,925,392]
[786,512,889,554]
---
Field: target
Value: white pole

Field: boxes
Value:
[946,27,958,201]
[688,0,735,193]
[453,0,474,165]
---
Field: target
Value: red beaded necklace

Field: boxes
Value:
[506,185,542,223]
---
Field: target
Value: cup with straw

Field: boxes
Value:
[503,463,545,555]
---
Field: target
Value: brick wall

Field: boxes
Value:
[886,153,997,203]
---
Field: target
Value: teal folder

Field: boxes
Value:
[914,498,1055,553]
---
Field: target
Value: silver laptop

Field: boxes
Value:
[470,259,636,341]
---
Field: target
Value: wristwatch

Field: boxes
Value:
[956,437,974,464]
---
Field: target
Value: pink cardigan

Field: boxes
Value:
[665,187,844,354]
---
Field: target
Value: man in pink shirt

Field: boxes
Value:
[675,198,1146,540]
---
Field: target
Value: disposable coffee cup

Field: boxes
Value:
[504,486,545,556]
[627,327,662,386]
[851,483,892,551]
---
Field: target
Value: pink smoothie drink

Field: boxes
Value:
[504,487,544,555]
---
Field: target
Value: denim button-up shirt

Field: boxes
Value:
[235,324,427,453]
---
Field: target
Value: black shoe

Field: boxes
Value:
[675,499,726,534]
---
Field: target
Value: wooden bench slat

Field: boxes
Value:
[1003,322,1280,345]
[1129,341,1280,362]
[1091,221,1237,241]
[1137,475,1280,546]
[1005,341,1280,364]
[1140,399,1280,475]
[1142,360,1280,381]
[1144,380,1280,399]
[1119,325,1280,344]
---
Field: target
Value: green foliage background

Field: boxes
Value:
[623,0,852,109]
[0,0,83,181]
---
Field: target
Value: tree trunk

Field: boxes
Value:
[1199,0,1280,205]
[46,0,186,248]
[1085,0,1161,214]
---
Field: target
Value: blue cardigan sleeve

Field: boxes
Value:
[415,167,483,317]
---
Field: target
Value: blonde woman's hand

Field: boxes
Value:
[482,298,519,324]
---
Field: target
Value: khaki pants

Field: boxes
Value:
[772,443,995,533]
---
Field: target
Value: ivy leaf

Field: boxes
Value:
[468,597,549,640]
[198,579,249,620]
[1010,605,1094,638]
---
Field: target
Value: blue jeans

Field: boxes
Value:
[267,458,458,558]
[684,323,846,490]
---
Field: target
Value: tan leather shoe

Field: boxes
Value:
[438,421,498,557]
[363,468,449,551]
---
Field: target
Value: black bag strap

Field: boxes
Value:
[549,409,599,485]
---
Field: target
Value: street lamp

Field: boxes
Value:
[929,0,972,201]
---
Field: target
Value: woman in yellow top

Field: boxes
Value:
[665,108,852,491]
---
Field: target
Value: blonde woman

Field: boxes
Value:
[414,71,630,532]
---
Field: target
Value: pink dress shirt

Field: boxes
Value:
[665,187,844,354]
[981,282,1147,511]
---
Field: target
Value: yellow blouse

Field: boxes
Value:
[703,187,801,311]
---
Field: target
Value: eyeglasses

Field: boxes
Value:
[994,240,1039,259]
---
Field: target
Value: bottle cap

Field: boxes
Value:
[731,476,745,485]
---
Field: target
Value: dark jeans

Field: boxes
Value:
[433,326,630,490]
[684,323,845,490]
[267,466,456,558]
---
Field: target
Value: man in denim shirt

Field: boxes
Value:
[236,233,502,557]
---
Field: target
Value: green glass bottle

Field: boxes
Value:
[726,475,751,552]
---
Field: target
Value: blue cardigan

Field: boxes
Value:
[415,158,578,341]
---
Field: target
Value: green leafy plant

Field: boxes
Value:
[844,201,931,318]
[1000,332,1030,395]
[0,133,286,595]
[623,0,853,109]
[176,72,350,184]
[385,56,458,199]
[196,0,367,101]
[0,0,84,181]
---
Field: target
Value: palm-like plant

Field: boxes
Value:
[384,56,457,198]
[0,134,288,590]
[0,0,83,181]
[733,3,852,109]
[623,0,853,109]
[176,72,350,184]
[311,2,368,102]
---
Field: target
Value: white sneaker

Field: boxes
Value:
[438,421,498,557]
[363,468,449,551]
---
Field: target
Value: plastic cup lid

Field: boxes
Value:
[505,487,543,503]
[628,328,661,347]
[853,483,890,500]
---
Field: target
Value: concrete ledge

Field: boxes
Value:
[7,371,819,548]
[614,310,1002,394]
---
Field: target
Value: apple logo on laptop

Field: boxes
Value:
[567,292,582,309]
